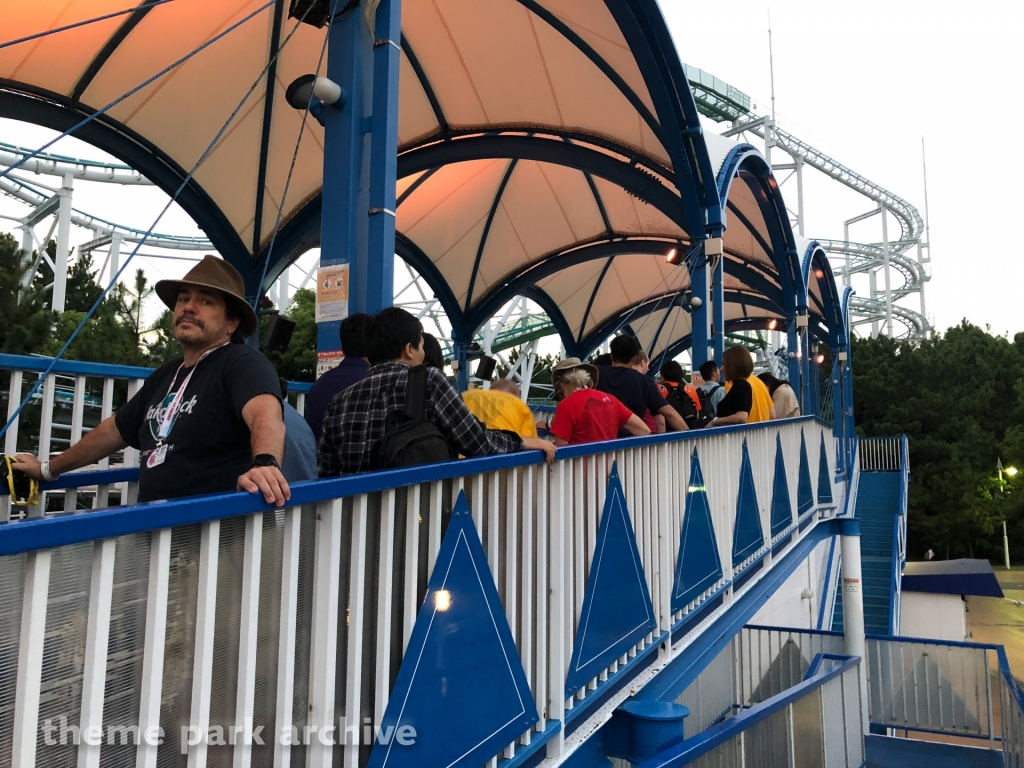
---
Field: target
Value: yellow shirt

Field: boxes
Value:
[747,374,774,423]
[724,375,775,423]
[461,389,538,438]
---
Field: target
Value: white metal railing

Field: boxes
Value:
[740,627,1024,759]
[651,655,864,767]
[0,417,842,767]
[867,635,997,743]
[858,437,903,472]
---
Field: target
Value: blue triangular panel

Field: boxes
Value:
[770,434,793,538]
[732,440,765,567]
[368,492,537,768]
[797,430,814,516]
[818,433,834,504]
[565,463,657,698]
[672,450,723,612]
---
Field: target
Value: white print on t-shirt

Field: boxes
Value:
[146,394,198,441]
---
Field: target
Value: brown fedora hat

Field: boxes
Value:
[155,255,258,337]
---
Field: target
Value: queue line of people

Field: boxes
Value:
[9,257,801,508]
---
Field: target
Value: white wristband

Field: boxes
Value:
[40,460,54,482]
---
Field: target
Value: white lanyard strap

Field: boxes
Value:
[155,343,228,440]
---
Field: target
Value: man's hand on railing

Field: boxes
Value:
[237,465,291,507]
[10,453,43,481]
[522,437,556,464]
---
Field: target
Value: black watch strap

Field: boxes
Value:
[252,454,281,469]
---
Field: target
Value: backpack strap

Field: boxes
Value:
[404,364,429,421]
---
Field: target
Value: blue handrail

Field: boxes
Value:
[0,352,312,393]
[0,417,831,556]
[634,655,861,767]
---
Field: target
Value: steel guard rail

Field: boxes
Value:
[636,655,864,767]
[0,416,845,768]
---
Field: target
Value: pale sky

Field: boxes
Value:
[664,0,1024,338]
[2,1,1022,341]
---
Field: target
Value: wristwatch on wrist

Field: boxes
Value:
[252,454,281,470]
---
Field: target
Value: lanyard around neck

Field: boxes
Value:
[155,342,229,441]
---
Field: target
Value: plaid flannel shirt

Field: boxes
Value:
[317,362,523,476]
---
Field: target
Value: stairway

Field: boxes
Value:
[834,472,903,635]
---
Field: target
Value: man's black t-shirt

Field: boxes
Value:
[114,344,281,502]
[716,379,753,419]
[595,365,669,435]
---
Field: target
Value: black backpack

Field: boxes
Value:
[372,365,456,469]
[665,382,714,430]
[695,383,720,425]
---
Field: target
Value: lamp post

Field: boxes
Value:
[998,459,1018,570]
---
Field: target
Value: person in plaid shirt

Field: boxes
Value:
[318,308,555,476]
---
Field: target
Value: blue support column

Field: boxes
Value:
[453,338,469,392]
[319,5,370,355]
[690,249,712,369]
[843,350,856,473]
[831,357,845,476]
[798,312,812,411]
[363,0,401,314]
[318,0,401,357]
[787,315,800,402]
[712,253,725,364]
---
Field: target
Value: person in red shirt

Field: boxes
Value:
[549,358,650,446]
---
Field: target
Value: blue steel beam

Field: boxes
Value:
[363,0,402,315]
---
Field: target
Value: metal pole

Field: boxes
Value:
[840,519,870,734]
[999,460,1011,570]
[108,232,121,286]
[880,204,892,337]
[364,0,401,315]
[842,221,851,288]
[869,269,879,339]
[319,3,371,355]
[795,158,805,237]
[713,254,725,364]
[52,173,74,313]
[690,248,712,368]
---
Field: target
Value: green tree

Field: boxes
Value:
[852,321,1024,561]
[0,233,54,355]
[262,288,317,382]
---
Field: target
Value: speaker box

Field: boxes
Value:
[474,354,497,381]
[263,314,296,353]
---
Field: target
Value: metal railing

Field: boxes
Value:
[1,354,311,519]
[0,417,842,768]
[734,626,1024,762]
[868,635,998,744]
[640,655,864,767]
[858,437,904,472]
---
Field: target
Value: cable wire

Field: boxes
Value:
[253,0,340,309]
[0,1,275,184]
[0,0,176,52]
[0,2,318,443]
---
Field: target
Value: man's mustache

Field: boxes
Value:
[175,315,205,329]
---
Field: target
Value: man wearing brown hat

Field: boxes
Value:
[14,256,291,506]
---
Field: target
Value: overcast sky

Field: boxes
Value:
[665,0,1024,338]
[2,1,1021,341]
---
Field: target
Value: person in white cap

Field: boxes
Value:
[14,256,291,506]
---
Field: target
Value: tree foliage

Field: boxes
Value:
[262,288,317,382]
[852,322,1024,561]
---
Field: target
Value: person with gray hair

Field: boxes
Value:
[549,358,649,446]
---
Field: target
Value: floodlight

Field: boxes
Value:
[1008,467,1019,477]
[285,75,345,109]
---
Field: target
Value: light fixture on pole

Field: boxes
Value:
[998,458,1014,570]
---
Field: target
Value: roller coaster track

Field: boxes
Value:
[0,168,212,251]
[688,67,930,339]
[0,140,153,185]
